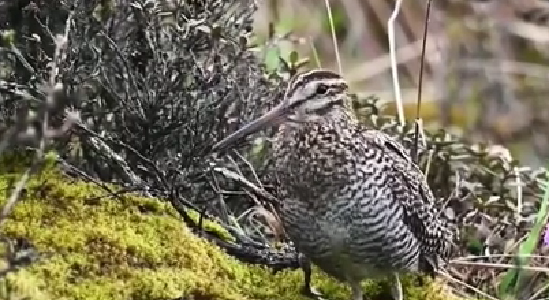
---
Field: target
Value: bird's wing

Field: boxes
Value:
[360,129,455,271]
[361,129,437,219]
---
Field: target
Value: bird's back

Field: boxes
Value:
[273,116,455,281]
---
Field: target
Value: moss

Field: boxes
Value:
[0,158,466,300]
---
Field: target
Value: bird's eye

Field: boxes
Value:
[316,84,328,95]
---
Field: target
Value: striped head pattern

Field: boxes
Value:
[281,70,350,124]
[212,69,349,151]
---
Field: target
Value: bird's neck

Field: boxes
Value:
[327,107,357,123]
[274,109,359,158]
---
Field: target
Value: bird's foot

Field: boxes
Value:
[298,253,325,299]
[390,273,403,300]
[300,285,326,300]
[350,281,364,300]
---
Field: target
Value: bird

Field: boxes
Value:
[212,69,457,300]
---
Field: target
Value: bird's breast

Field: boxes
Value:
[273,128,354,201]
[279,196,419,280]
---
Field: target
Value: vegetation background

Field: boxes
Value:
[0,0,549,300]
[253,0,549,168]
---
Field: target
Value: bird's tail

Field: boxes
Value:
[420,211,460,276]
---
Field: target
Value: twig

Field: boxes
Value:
[232,151,263,188]
[72,121,165,193]
[213,166,278,204]
[207,174,232,225]
[514,167,523,224]
[453,254,549,261]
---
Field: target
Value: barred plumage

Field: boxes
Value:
[213,69,457,300]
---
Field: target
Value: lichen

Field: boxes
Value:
[0,158,467,300]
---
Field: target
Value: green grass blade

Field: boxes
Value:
[498,172,549,299]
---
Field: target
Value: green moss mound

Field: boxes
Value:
[0,159,464,300]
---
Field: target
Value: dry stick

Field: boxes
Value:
[213,166,278,204]
[411,0,433,163]
[450,260,549,273]
[233,151,263,188]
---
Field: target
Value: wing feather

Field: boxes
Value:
[360,128,455,272]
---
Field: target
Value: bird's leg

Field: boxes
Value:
[389,273,403,300]
[298,253,324,299]
[350,280,363,300]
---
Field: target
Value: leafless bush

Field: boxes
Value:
[0,0,300,270]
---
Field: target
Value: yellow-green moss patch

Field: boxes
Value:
[0,159,466,300]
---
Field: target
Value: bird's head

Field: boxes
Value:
[212,69,349,151]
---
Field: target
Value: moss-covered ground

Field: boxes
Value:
[0,154,466,300]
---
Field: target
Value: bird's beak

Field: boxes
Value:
[212,103,287,151]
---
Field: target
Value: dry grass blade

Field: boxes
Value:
[438,269,500,300]
[387,0,405,127]
[323,0,342,74]
[450,260,549,273]
[453,254,549,261]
